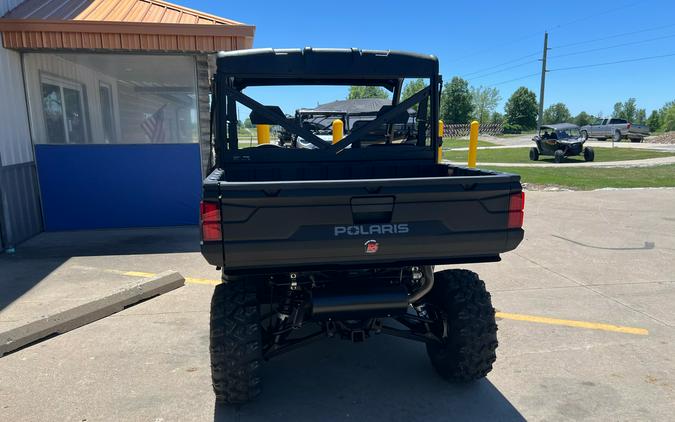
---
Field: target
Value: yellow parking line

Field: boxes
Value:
[72,265,221,286]
[122,271,157,278]
[118,270,220,286]
[87,266,649,335]
[185,276,221,286]
[496,312,649,336]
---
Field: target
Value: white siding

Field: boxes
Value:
[0,0,32,166]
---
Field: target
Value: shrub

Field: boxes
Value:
[503,123,522,134]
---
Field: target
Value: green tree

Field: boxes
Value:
[401,78,426,111]
[613,98,639,122]
[646,110,661,132]
[574,111,592,126]
[660,100,675,113]
[504,87,538,130]
[623,98,638,122]
[243,118,253,128]
[635,108,647,125]
[348,86,390,100]
[470,86,501,123]
[662,103,675,132]
[490,111,504,124]
[440,76,473,124]
[542,102,572,124]
[402,78,425,100]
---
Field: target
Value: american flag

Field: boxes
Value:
[141,104,166,143]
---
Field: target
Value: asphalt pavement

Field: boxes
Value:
[1,189,674,421]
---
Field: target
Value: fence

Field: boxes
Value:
[444,123,503,138]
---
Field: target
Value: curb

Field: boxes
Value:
[0,271,184,357]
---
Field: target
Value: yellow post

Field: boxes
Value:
[332,119,344,144]
[256,124,270,145]
[468,120,479,168]
[437,120,444,163]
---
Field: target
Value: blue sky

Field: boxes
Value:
[185,0,675,116]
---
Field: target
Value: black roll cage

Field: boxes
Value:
[211,48,442,167]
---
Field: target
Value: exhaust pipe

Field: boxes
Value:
[311,267,434,319]
[312,285,409,319]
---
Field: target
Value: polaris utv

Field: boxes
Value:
[200,48,525,404]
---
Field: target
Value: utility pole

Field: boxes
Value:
[537,31,549,130]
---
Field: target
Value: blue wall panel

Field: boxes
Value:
[35,144,202,231]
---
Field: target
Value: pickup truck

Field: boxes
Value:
[201,48,524,404]
[580,118,650,142]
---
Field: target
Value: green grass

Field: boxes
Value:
[483,164,675,190]
[444,147,674,164]
[442,138,498,148]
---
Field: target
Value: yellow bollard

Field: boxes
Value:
[437,120,444,163]
[468,120,479,168]
[332,119,344,144]
[257,124,270,145]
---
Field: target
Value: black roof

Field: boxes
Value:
[216,48,439,89]
[299,98,391,115]
[540,123,579,131]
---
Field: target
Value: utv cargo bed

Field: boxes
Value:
[201,161,523,272]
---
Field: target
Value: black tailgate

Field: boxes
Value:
[206,172,523,271]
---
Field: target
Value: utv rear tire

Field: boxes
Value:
[425,269,498,382]
[529,147,539,161]
[583,146,595,162]
[210,280,263,404]
[554,149,564,163]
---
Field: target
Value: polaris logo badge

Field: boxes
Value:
[364,240,379,254]
[334,223,409,237]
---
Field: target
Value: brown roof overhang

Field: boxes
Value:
[0,0,255,52]
[0,19,254,51]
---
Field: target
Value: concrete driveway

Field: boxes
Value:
[486,133,675,152]
[1,189,674,421]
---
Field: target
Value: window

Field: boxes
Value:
[25,54,199,144]
[99,81,116,143]
[40,75,88,144]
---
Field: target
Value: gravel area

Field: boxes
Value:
[645,131,675,144]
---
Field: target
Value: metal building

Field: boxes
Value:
[0,0,255,250]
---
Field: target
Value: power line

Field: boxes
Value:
[548,52,675,72]
[486,72,540,87]
[453,33,541,64]
[466,59,540,80]
[546,0,645,32]
[455,0,644,64]
[549,33,675,59]
[462,52,540,77]
[552,22,675,50]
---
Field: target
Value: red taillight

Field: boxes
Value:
[200,201,222,241]
[507,191,525,229]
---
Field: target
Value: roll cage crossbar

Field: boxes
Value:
[328,86,430,152]
[222,85,329,150]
